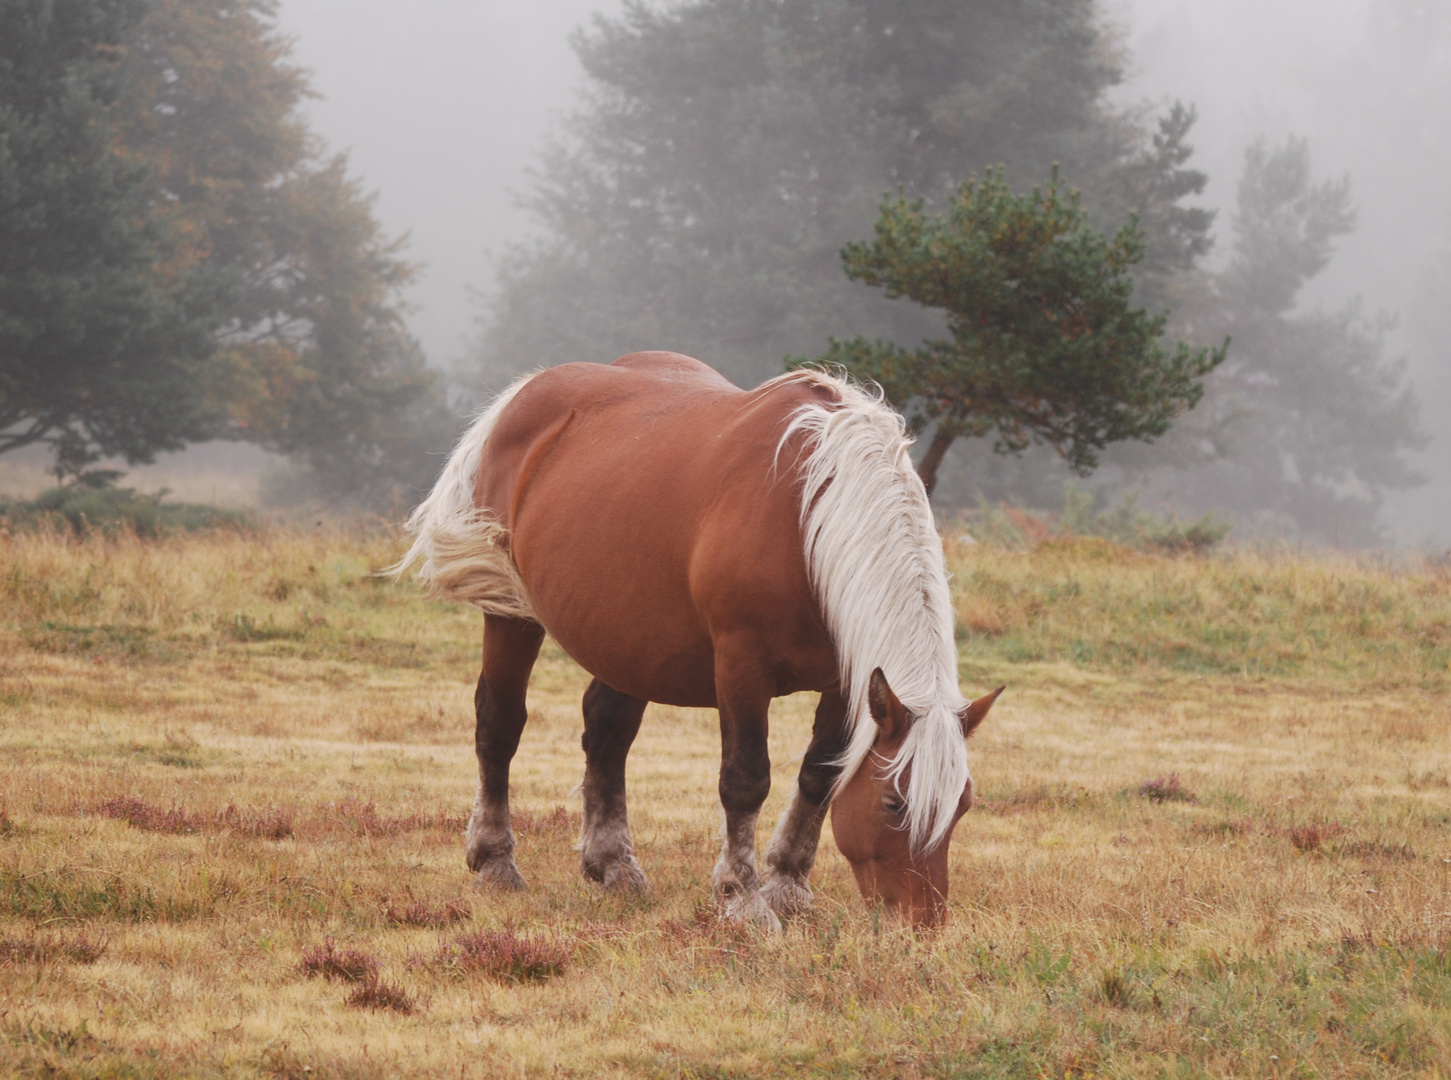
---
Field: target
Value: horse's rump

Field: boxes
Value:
[392,373,540,619]
[398,352,838,705]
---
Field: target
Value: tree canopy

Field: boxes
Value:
[0,0,218,476]
[806,170,1226,494]
[475,0,1214,393]
[0,0,447,504]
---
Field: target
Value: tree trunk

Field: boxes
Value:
[916,427,957,499]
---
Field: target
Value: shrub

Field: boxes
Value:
[382,899,471,929]
[345,975,417,1013]
[299,938,379,983]
[512,804,578,837]
[0,484,251,537]
[96,796,203,834]
[1137,774,1197,804]
[220,804,296,840]
[438,929,570,983]
[956,485,1229,554]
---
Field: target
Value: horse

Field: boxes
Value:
[393,352,1002,929]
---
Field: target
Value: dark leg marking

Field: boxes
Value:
[579,678,651,894]
[467,615,546,890]
[712,671,778,930]
[762,689,849,919]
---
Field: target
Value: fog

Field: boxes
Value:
[276,0,1448,546]
[1108,0,1451,545]
[275,0,618,367]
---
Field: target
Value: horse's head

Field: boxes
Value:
[829,668,1002,928]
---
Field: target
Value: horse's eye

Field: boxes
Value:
[882,794,906,816]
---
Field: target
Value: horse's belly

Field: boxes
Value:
[521,558,719,707]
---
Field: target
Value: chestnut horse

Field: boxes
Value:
[394,352,1001,928]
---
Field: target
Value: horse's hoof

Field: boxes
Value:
[472,855,525,891]
[600,857,652,896]
[760,874,813,919]
[722,891,783,933]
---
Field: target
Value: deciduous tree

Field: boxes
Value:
[1,0,449,505]
[0,0,218,477]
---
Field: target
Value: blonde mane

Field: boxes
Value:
[773,369,969,853]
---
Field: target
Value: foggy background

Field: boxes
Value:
[102,0,1439,543]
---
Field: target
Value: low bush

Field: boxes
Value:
[0,482,251,537]
[299,938,379,983]
[437,929,570,983]
[345,975,417,1013]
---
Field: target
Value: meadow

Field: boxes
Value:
[1,523,1450,1078]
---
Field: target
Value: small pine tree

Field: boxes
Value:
[800,169,1225,494]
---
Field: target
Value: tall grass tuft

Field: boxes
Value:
[0,932,108,966]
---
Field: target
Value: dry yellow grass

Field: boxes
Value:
[2,526,1450,1078]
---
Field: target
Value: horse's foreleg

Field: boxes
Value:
[762,688,849,920]
[713,661,779,931]
[467,615,546,890]
[579,678,650,894]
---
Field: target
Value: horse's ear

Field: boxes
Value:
[960,685,1004,739]
[867,668,909,741]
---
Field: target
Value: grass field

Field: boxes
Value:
[2,525,1450,1078]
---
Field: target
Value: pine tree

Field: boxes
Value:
[808,168,1224,494]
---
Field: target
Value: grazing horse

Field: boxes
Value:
[394,352,1001,928]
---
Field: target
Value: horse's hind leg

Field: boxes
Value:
[579,679,650,894]
[467,614,546,890]
[761,689,848,920]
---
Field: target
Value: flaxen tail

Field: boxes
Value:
[388,374,538,619]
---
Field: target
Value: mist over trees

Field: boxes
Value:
[474,0,1215,392]
[0,0,448,506]
[1102,139,1426,546]
[4,0,1431,538]
[474,0,1426,545]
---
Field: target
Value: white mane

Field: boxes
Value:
[773,369,969,853]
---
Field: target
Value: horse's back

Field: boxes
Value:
[478,354,836,706]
